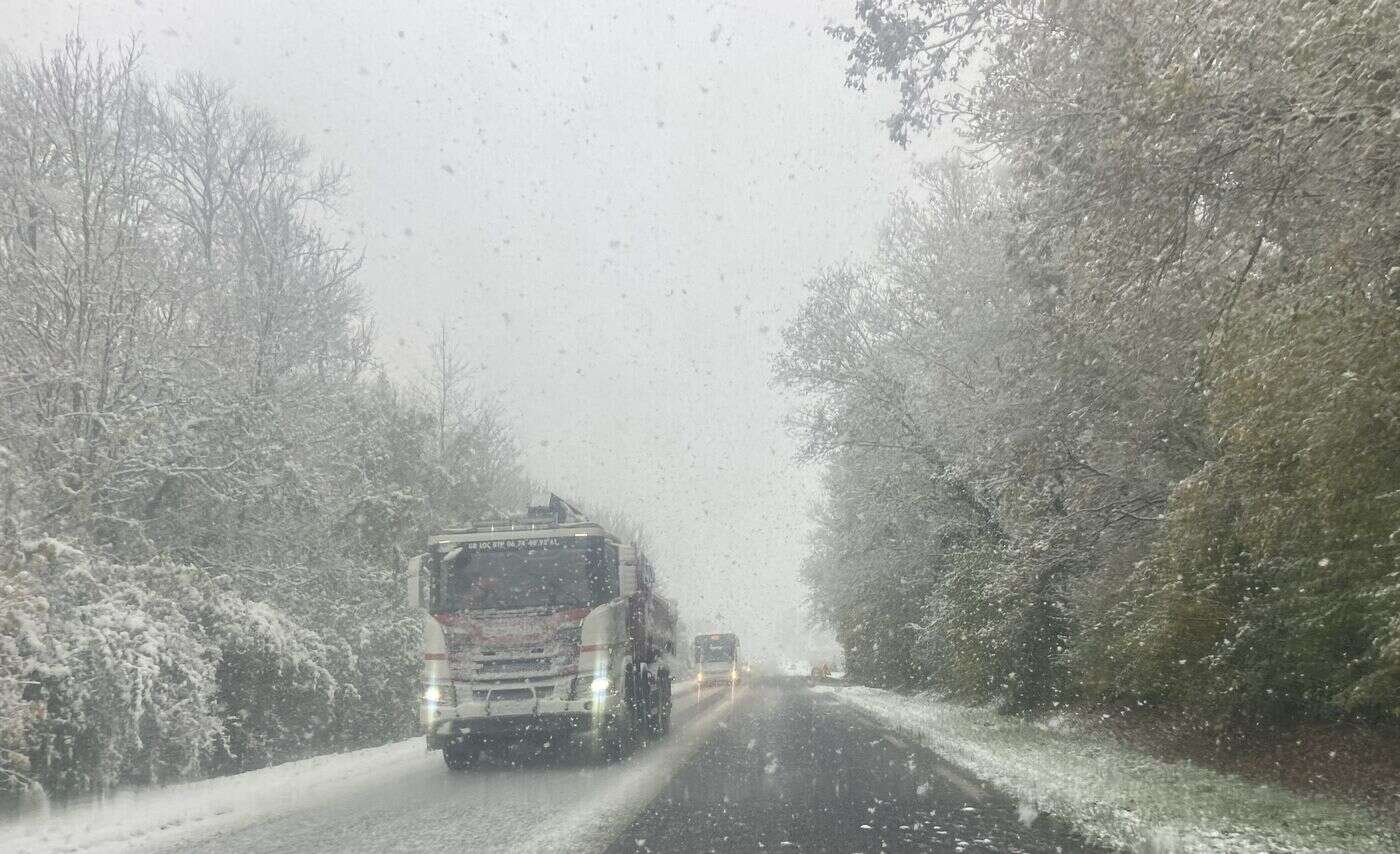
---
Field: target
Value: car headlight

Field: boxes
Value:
[591,676,610,695]
[424,684,441,703]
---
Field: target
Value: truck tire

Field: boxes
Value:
[636,666,655,742]
[643,667,670,739]
[597,711,634,763]
[443,742,480,771]
[657,669,672,736]
[601,727,628,763]
[598,668,641,762]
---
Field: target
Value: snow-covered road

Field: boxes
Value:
[1,683,744,854]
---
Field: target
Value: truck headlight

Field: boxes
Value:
[423,682,455,706]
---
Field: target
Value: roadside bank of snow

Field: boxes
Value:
[820,685,1399,854]
[0,739,431,854]
[0,681,727,854]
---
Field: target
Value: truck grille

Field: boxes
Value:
[469,685,556,702]
[445,631,574,681]
[478,658,552,674]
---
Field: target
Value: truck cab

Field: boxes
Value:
[407,495,676,769]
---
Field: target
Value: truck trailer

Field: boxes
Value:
[406,495,677,770]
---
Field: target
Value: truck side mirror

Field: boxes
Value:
[406,554,425,609]
[617,545,639,597]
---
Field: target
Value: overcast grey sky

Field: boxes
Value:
[8,0,935,661]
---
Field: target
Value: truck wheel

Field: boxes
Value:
[443,742,479,771]
[642,669,665,739]
[599,670,641,762]
[657,670,672,736]
[592,713,632,763]
[636,667,655,742]
[601,728,628,763]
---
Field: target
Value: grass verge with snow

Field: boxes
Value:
[822,685,1397,854]
[0,738,427,853]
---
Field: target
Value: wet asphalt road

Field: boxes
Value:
[608,679,1110,854]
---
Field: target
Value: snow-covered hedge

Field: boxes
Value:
[0,38,523,800]
[0,540,414,797]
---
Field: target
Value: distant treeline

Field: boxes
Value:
[0,38,528,796]
[781,0,1400,723]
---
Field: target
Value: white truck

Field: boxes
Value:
[407,495,677,770]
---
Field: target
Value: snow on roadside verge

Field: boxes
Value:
[0,738,430,854]
[820,685,1398,854]
[0,681,726,854]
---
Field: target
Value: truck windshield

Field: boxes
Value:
[696,636,737,663]
[435,539,613,612]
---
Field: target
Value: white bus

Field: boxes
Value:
[693,633,740,687]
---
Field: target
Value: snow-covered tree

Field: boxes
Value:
[803,0,1400,722]
[0,36,529,797]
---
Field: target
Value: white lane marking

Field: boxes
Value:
[930,762,986,804]
[882,734,912,751]
[517,685,753,854]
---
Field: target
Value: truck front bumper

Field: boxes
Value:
[425,695,616,749]
[427,712,596,749]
